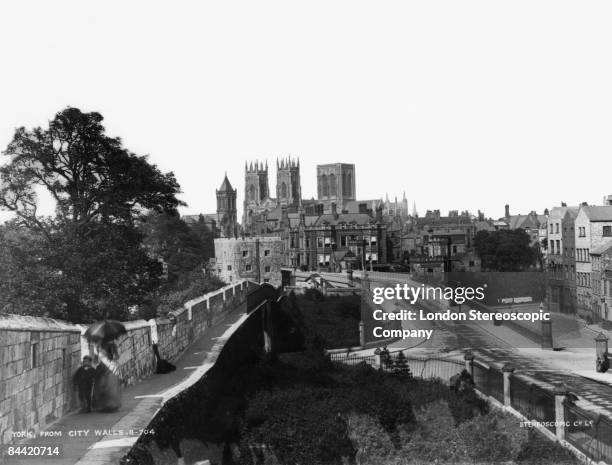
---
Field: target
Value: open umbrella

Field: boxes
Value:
[84,320,127,343]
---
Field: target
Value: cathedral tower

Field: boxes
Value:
[243,160,270,230]
[316,163,356,212]
[276,156,301,207]
[216,174,237,238]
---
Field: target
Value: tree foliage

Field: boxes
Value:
[0,107,184,322]
[0,107,182,231]
[473,229,536,272]
[140,212,211,285]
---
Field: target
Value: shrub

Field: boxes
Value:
[456,410,528,462]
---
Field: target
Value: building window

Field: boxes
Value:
[264,278,270,283]
[31,342,39,369]
[604,226,612,237]
[555,223,559,234]
[578,227,586,237]
[227,265,232,271]
[245,264,252,271]
[264,249,270,256]
[556,240,560,254]
[264,265,271,272]
[242,250,249,257]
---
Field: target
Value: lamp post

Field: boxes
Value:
[541,301,553,349]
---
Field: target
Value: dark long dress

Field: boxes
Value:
[93,355,122,412]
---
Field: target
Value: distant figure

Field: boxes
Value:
[153,344,176,374]
[73,355,95,412]
[450,369,475,393]
[380,346,392,370]
[93,341,122,412]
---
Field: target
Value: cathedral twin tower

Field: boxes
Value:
[216,156,357,236]
[245,157,301,207]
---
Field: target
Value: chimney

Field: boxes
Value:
[505,204,510,218]
[605,195,612,206]
[358,203,367,214]
[375,205,383,222]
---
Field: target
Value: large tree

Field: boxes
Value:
[140,211,211,286]
[473,229,536,272]
[0,107,184,322]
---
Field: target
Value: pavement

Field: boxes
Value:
[2,309,247,465]
[361,275,612,418]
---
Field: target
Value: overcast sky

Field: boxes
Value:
[1,1,611,224]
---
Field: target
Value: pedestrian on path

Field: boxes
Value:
[93,341,122,412]
[73,355,95,413]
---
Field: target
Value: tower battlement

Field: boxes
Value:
[245,160,268,173]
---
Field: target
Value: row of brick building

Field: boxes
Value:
[546,196,612,322]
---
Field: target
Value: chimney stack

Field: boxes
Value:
[505,204,510,218]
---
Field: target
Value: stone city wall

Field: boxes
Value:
[0,279,258,446]
[0,316,81,445]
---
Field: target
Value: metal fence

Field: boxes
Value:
[510,377,556,433]
[472,362,491,397]
[330,349,612,465]
[329,352,376,367]
[488,368,505,404]
[331,351,465,381]
[565,402,612,463]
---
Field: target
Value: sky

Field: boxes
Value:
[1,0,611,224]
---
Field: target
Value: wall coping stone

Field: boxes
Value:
[0,314,81,332]
[0,280,254,334]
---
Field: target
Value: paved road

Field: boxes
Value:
[366,275,612,417]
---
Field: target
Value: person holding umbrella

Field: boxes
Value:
[84,320,126,412]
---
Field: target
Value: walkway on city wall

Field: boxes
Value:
[4,310,249,465]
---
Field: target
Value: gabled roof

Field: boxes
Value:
[581,206,612,222]
[474,220,495,231]
[506,213,546,230]
[548,206,579,221]
[591,239,612,256]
